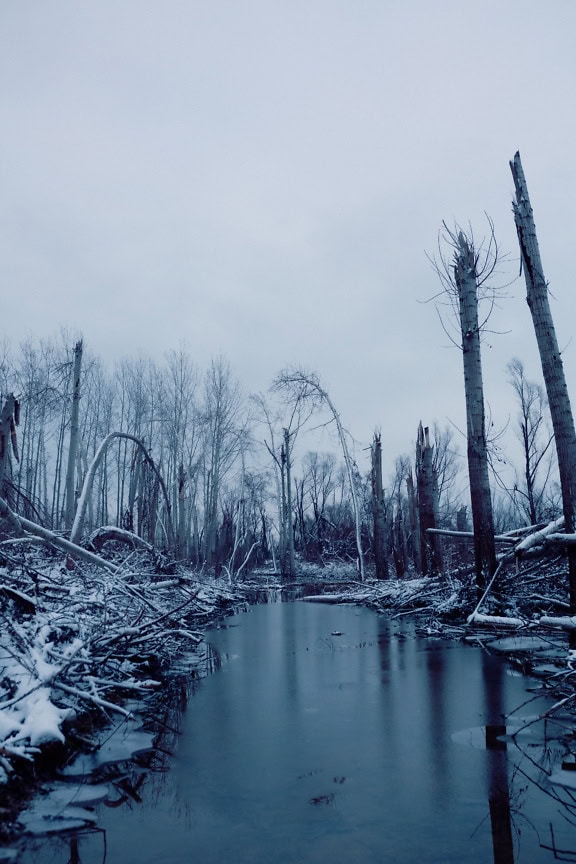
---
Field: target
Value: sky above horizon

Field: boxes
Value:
[2,1,575,480]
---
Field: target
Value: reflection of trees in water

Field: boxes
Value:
[482,652,515,864]
[483,650,576,862]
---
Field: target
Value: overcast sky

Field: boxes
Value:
[1,1,575,477]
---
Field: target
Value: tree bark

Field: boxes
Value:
[454,233,497,595]
[283,428,296,578]
[510,151,576,610]
[370,433,388,579]
[64,340,83,529]
[416,422,443,574]
[0,394,19,505]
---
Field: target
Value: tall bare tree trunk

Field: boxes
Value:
[454,233,497,595]
[405,470,421,573]
[0,394,19,506]
[510,151,576,609]
[370,432,388,579]
[416,422,443,575]
[283,428,295,578]
[64,340,83,529]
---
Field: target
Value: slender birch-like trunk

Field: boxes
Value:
[64,340,83,529]
[510,151,576,609]
[454,233,497,594]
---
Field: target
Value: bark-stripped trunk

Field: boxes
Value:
[283,428,295,578]
[454,233,497,595]
[64,340,83,530]
[416,422,443,575]
[0,394,19,506]
[370,433,388,579]
[405,470,421,573]
[510,151,576,610]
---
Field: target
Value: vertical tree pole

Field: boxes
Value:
[283,428,296,578]
[416,422,444,575]
[0,394,19,505]
[370,432,388,579]
[64,340,83,530]
[454,232,498,596]
[510,151,576,610]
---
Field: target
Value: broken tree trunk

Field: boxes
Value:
[370,432,388,579]
[64,340,83,530]
[510,151,576,611]
[416,422,444,575]
[0,394,19,506]
[454,232,498,596]
[283,428,295,578]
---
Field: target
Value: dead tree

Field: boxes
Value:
[273,368,366,580]
[0,394,19,506]
[510,151,576,610]
[433,225,499,596]
[370,432,388,579]
[64,340,83,529]
[282,428,296,577]
[70,432,175,550]
[416,422,443,574]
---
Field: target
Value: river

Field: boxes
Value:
[18,599,576,863]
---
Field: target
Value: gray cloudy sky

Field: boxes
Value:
[2,1,575,475]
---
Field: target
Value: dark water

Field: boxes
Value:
[19,602,576,863]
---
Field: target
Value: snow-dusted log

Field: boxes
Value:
[466,613,524,627]
[514,517,564,554]
[70,432,175,548]
[539,615,576,631]
[0,496,119,574]
[427,528,517,543]
[545,533,576,546]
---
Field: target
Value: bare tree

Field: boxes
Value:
[272,367,366,580]
[510,151,576,609]
[415,422,443,574]
[201,357,245,570]
[370,432,388,578]
[0,394,19,506]
[64,340,83,529]
[433,224,499,595]
[507,358,555,525]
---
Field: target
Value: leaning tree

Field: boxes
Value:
[510,152,576,610]
[272,368,366,581]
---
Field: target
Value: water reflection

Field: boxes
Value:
[482,653,515,864]
[14,602,576,863]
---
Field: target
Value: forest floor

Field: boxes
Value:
[1,544,575,846]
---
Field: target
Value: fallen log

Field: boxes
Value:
[0,496,119,574]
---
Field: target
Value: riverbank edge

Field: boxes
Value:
[2,561,574,848]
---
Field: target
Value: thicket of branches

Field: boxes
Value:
[0,331,560,584]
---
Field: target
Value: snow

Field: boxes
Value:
[0,548,242,787]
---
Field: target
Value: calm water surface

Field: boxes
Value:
[20,601,576,863]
